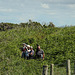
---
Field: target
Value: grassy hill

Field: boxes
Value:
[0,25,75,75]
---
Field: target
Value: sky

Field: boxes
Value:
[0,0,75,27]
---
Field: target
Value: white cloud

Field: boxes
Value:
[0,8,14,12]
[18,14,35,22]
[67,4,75,8]
[71,15,75,18]
[48,12,56,15]
[41,3,49,9]
[20,4,24,7]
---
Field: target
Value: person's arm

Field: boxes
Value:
[43,53,45,60]
[29,50,34,55]
[29,52,32,55]
[42,50,45,60]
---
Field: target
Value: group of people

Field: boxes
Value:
[21,43,45,60]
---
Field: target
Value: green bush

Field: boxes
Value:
[0,24,75,75]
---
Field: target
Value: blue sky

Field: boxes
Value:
[0,0,75,27]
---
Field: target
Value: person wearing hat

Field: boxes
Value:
[29,46,34,59]
[36,45,44,60]
[25,45,31,59]
[23,43,27,49]
[21,43,27,59]
[27,45,31,52]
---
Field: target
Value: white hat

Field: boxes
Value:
[27,45,30,47]
[30,46,33,49]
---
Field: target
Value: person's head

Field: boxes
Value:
[27,45,30,49]
[37,44,39,47]
[30,46,33,50]
[23,44,25,47]
[23,43,27,47]
[37,45,41,50]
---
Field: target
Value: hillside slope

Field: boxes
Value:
[0,26,75,75]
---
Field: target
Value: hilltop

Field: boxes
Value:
[0,21,75,75]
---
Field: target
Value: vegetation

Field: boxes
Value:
[0,20,75,75]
